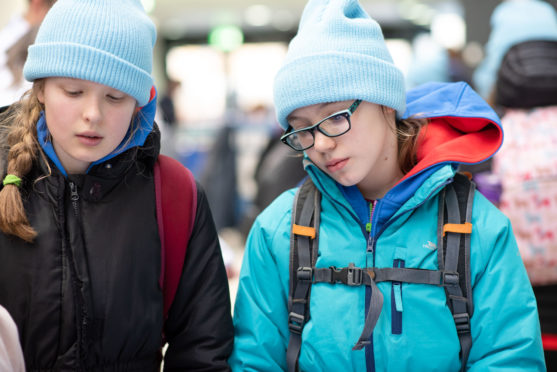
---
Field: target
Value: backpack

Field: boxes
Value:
[495,40,557,109]
[154,155,197,322]
[287,173,475,372]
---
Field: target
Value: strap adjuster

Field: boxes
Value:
[453,313,471,334]
[346,263,363,286]
[296,267,313,282]
[288,312,305,334]
[442,271,459,286]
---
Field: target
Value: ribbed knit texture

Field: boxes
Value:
[472,0,557,99]
[273,0,405,130]
[23,0,156,106]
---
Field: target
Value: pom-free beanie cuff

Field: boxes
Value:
[275,52,405,129]
[23,0,156,107]
[25,43,152,106]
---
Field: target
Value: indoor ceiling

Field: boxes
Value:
[148,0,452,41]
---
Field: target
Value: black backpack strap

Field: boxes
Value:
[313,266,443,286]
[286,179,384,361]
[287,178,320,372]
[438,173,475,371]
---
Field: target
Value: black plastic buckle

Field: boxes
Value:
[453,313,471,334]
[442,271,459,286]
[330,263,363,286]
[296,267,313,282]
[288,312,305,334]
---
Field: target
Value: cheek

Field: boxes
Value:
[110,106,136,137]
[111,120,133,144]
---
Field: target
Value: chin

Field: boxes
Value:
[332,175,358,187]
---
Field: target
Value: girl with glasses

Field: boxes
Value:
[230,0,545,371]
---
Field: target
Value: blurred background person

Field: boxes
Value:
[0,0,55,106]
[405,33,450,89]
[491,39,557,372]
[472,0,557,105]
[474,0,557,367]
[238,104,306,238]
[464,0,557,179]
[159,78,180,127]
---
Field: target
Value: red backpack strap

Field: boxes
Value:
[154,154,197,320]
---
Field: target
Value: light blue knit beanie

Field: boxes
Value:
[273,0,405,130]
[23,0,156,107]
[473,0,557,99]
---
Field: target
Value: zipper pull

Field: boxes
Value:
[69,181,80,217]
[69,182,79,201]
[366,199,376,251]
[367,235,374,253]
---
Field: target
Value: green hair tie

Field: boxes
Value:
[2,174,22,188]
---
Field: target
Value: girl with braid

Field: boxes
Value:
[0,0,233,370]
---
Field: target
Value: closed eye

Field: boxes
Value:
[64,90,82,97]
[107,94,125,102]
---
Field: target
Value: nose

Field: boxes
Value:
[82,95,103,124]
[312,130,336,152]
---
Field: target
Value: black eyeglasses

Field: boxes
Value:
[281,100,362,151]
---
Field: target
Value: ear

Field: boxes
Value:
[383,106,395,115]
[37,86,45,104]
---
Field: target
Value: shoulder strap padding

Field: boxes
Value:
[287,177,320,372]
[438,172,475,371]
[439,172,475,314]
[154,154,197,320]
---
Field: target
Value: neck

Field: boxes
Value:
[358,166,403,200]
[357,132,403,200]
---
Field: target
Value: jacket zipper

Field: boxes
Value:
[365,200,377,372]
[69,182,80,217]
[68,181,87,370]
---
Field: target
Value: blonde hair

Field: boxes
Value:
[0,81,45,242]
[396,116,427,174]
[381,106,428,175]
[0,80,142,242]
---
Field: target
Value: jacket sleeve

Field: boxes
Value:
[163,184,234,371]
[467,193,545,371]
[229,199,292,371]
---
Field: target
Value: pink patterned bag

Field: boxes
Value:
[493,106,557,286]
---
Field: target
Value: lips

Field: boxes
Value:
[76,132,103,146]
[326,158,348,172]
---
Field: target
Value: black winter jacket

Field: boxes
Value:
[0,124,234,371]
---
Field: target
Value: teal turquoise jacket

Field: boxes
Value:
[230,82,545,371]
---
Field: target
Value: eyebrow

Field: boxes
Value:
[286,102,347,123]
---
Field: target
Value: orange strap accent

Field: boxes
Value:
[443,222,472,237]
[460,171,473,180]
[292,224,316,239]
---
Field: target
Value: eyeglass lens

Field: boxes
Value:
[286,112,350,150]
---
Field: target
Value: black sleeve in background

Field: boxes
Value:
[163,183,234,371]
